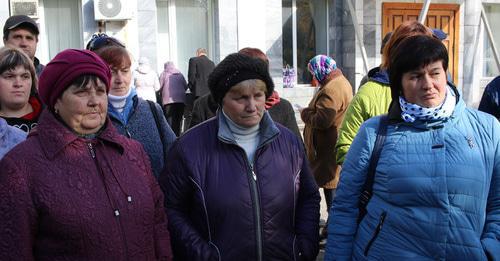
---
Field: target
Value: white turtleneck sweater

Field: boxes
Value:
[108,87,133,113]
[222,110,260,164]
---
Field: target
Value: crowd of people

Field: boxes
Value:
[0,15,499,260]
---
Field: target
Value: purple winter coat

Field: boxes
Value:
[159,62,187,105]
[159,111,320,261]
[0,110,173,261]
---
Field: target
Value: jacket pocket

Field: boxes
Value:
[364,212,387,257]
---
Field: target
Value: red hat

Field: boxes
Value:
[38,49,111,109]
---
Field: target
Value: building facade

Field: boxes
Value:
[1,0,499,107]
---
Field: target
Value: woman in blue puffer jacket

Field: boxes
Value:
[326,35,500,260]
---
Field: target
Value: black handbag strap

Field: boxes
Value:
[362,115,389,197]
[147,100,166,157]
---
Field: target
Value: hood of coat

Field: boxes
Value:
[368,67,390,85]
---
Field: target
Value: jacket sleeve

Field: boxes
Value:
[160,73,169,104]
[154,102,177,151]
[300,92,337,130]
[296,153,321,260]
[280,99,302,141]
[335,87,371,165]
[187,58,196,93]
[153,74,161,92]
[478,82,500,119]
[139,147,174,261]
[189,99,203,129]
[0,157,36,261]
[159,142,219,260]
[481,118,500,260]
[325,119,377,261]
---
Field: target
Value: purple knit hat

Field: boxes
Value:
[307,55,337,83]
[38,49,111,109]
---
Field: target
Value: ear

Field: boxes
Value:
[54,98,63,114]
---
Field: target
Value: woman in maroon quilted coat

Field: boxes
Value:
[0,49,172,261]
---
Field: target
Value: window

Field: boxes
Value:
[175,0,215,77]
[156,0,215,77]
[282,0,328,85]
[44,0,82,60]
[483,4,500,77]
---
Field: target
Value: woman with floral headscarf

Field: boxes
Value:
[300,55,353,239]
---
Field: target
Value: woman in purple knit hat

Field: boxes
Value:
[0,49,173,260]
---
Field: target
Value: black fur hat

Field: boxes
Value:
[208,53,274,104]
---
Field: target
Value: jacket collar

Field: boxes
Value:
[387,82,464,129]
[217,110,280,148]
[368,67,390,85]
[320,68,343,86]
[32,110,125,160]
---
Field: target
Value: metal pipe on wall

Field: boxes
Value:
[481,4,500,72]
[346,0,369,90]
[418,0,432,24]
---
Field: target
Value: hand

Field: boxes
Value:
[294,103,305,112]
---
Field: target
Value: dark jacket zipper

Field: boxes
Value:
[218,130,277,261]
[248,162,263,261]
[87,143,130,260]
[364,212,387,256]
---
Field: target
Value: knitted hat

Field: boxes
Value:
[208,53,274,104]
[307,55,337,83]
[38,49,111,109]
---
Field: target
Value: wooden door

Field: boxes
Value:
[382,3,460,84]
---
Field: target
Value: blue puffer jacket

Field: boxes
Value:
[160,111,320,261]
[326,87,500,260]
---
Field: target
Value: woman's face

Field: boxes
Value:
[54,78,108,135]
[109,65,132,96]
[401,60,447,108]
[222,79,267,128]
[0,65,32,110]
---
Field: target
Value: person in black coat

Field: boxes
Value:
[184,48,215,129]
[478,76,500,120]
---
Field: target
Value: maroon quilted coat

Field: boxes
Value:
[0,110,173,261]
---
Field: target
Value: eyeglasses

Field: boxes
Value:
[86,33,125,52]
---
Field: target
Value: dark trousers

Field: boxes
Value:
[164,103,185,136]
[324,188,336,212]
[323,188,336,234]
[183,93,196,132]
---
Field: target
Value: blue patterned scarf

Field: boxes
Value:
[399,86,455,123]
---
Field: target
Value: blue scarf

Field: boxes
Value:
[108,88,137,125]
[399,85,455,123]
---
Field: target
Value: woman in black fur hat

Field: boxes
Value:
[160,53,321,260]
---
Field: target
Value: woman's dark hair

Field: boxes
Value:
[381,20,433,69]
[70,74,105,91]
[388,35,449,102]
